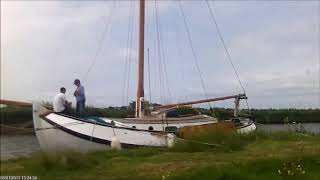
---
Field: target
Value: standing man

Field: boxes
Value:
[53,87,72,115]
[73,79,86,117]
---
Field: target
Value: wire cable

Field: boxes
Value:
[147,48,152,104]
[154,0,165,104]
[122,0,134,106]
[206,0,251,114]
[155,0,173,103]
[126,1,135,105]
[205,0,246,95]
[82,2,116,82]
[177,0,214,114]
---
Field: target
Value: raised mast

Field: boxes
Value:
[136,0,145,118]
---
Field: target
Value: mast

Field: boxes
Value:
[136,0,145,117]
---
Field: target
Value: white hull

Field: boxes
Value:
[33,103,255,152]
[33,103,172,152]
[237,121,256,133]
[34,115,107,152]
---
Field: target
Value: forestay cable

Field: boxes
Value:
[205,0,250,112]
[82,2,116,82]
[122,0,134,106]
[178,0,214,112]
[126,1,135,105]
[205,0,246,95]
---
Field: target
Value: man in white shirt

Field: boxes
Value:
[53,87,71,115]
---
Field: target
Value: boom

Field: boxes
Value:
[154,94,247,110]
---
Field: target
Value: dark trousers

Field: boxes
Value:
[76,99,85,118]
[60,107,71,116]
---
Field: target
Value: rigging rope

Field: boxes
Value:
[154,0,165,104]
[82,2,116,82]
[145,2,153,105]
[122,0,134,106]
[177,0,215,115]
[173,9,188,104]
[205,0,246,95]
[155,0,173,104]
[126,1,135,105]
[150,1,159,104]
[205,0,251,113]
[175,136,225,148]
[147,48,152,104]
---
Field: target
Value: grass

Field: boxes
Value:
[1,131,320,180]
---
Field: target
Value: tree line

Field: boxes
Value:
[1,105,319,125]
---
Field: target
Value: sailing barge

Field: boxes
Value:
[1,0,255,152]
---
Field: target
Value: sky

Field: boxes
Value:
[1,0,319,109]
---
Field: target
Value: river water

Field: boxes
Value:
[257,123,320,134]
[1,123,320,161]
[0,135,40,161]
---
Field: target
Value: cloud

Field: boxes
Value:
[1,1,319,109]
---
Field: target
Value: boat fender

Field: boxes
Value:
[111,136,121,150]
[166,133,175,148]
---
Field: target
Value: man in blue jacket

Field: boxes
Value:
[73,79,86,117]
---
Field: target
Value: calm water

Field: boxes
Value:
[1,123,320,161]
[0,135,40,161]
[257,123,320,134]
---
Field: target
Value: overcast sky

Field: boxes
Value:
[1,1,319,109]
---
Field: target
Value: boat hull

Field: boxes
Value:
[237,121,256,133]
[33,103,256,152]
[33,103,170,152]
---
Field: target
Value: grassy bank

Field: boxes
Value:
[1,131,320,180]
